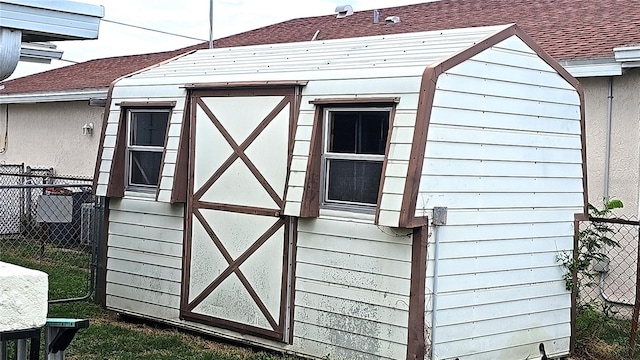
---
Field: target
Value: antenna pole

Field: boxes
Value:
[209,0,214,49]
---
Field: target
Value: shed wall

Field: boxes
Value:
[293,216,413,359]
[104,198,415,359]
[105,197,183,318]
[416,36,582,359]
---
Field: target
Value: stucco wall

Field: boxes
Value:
[582,71,640,218]
[0,101,104,177]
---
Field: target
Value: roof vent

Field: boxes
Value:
[335,5,354,18]
[385,16,400,24]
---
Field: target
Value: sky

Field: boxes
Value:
[9,0,434,80]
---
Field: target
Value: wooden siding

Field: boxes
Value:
[293,217,413,360]
[105,197,184,316]
[418,36,581,359]
[104,196,415,359]
[283,77,421,223]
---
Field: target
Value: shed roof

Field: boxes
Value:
[120,24,514,86]
[1,0,638,96]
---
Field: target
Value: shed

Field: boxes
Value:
[93,24,586,360]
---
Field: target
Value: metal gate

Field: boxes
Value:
[0,167,99,303]
[181,88,298,342]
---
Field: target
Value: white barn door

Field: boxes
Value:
[182,88,298,342]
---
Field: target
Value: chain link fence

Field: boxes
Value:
[579,215,639,318]
[0,164,101,303]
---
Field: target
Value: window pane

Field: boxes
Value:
[327,159,382,204]
[130,111,169,146]
[329,112,357,153]
[359,112,389,154]
[328,111,388,155]
[130,151,162,186]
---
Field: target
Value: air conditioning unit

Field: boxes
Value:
[80,202,95,245]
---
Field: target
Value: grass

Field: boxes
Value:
[48,303,297,360]
[1,242,295,360]
[573,304,640,360]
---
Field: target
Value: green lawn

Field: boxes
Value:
[1,243,294,360]
[49,304,293,360]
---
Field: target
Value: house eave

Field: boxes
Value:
[560,58,622,77]
[0,88,108,104]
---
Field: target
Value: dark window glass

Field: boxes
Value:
[329,111,388,155]
[130,112,168,146]
[327,159,383,204]
[130,151,163,186]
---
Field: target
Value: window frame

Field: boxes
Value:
[320,106,391,212]
[125,108,171,192]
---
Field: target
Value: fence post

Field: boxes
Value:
[571,217,580,354]
[630,224,640,357]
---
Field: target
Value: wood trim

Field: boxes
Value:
[399,24,588,227]
[310,97,400,105]
[171,94,191,203]
[399,65,436,228]
[279,218,291,340]
[115,101,177,108]
[278,217,294,343]
[407,225,428,360]
[184,80,308,89]
[190,87,297,98]
[286,217,298,344]
[299,106,323,218]
[97,197,110,308]
[574,213,588,222]
[374,103,397,225]
[194,201,281,217]
[180,97,198,315]
[181,311,283,341]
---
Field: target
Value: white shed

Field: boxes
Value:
[93,24,587,360]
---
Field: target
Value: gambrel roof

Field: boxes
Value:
[1,0,639,96]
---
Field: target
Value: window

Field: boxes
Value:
[322,108,390,209]
[126,109,169,189]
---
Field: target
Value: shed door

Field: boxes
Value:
[181,88,298,342]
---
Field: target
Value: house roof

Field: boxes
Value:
[2,0,639,96]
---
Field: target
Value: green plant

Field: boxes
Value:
[557,198,623,293]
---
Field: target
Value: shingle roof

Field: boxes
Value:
[2,0,639,95]
[0,44,206,95]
